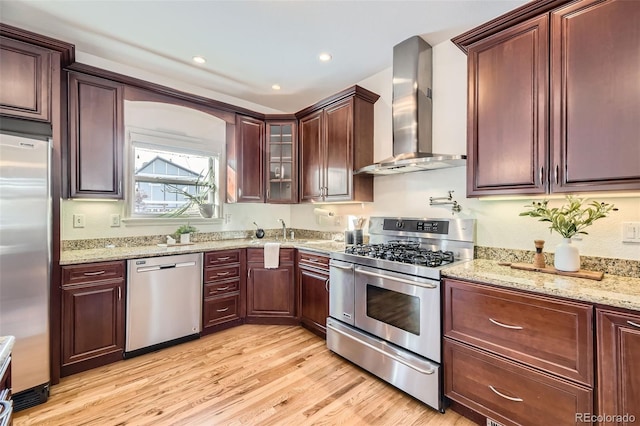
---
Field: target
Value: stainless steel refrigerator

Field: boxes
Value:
[0,119,51,410]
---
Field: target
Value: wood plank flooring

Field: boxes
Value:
[15,325,476,425]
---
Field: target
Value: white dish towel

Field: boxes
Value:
[263,242,280,269]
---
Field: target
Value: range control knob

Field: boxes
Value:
[396,220,404,229]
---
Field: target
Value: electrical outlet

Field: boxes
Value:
[334,215,342,226]
[110,214,121,227]
[73,214,85,228]
[622,222,640,243]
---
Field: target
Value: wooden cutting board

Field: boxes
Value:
[502,262,604,281]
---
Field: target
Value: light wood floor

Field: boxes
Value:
[15,325,476,426]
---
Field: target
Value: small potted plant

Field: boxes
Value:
[174,224,198,244]
[519,196,616,271]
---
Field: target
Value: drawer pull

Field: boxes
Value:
[627,320,640,329]
[216,271,231,276]
[83,270,106,276]
[489,318,523,330]
[216,307,230,313]
[216,256,231,261]
[325,278,330,293]
[489,385,523,402]
[306,258,319,262]
[216,286,230,291]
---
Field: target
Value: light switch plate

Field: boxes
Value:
[110,214,121,227]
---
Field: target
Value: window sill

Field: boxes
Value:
[121,216,224,226]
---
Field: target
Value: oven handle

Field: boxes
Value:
[355,268,437,289]
[328,323,435,375]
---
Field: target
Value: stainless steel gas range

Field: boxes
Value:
[327,217,476,412]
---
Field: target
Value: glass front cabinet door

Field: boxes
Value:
[266,121,297,203]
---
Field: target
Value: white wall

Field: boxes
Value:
[290,41,640,261]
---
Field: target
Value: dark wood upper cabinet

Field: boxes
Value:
[298,86,378,203]
[266,120,297,203]
[455,0,640,196]
[0,36,51,122]
[550,0,640,192]
[230,114,265,203]
[466,15,549,196]
[67,72,124,199]
[596,308,640,424]
[299,110,324,202]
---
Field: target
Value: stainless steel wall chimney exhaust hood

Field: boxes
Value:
[355,36,466,175]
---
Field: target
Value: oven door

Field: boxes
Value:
[354,265,441,362]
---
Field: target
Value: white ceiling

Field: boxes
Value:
[1,0,528,112]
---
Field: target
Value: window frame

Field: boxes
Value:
[124,127,223,223]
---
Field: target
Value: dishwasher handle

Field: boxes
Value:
[137,261,197,273]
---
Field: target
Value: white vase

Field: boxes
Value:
[180,233,191,244]
[554,238,580,272]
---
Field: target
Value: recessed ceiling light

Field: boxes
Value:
[318,53,332,62]
[192,56,206,64]
[272,84,281,91]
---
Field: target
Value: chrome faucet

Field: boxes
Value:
[278,219,286,240]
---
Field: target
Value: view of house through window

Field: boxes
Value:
[132,144,219,217]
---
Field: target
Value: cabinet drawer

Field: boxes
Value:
[445,339,592,426]
[297,250,329,270]
[204,249,241,266]
[443,279,593,385]
[204,279,240,298]
[204,265,241,282]
[62,261,125,285]
[247,248,294,263]
[203,295,241,328]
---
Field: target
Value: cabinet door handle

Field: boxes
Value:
[117,287,121,300]
[489,385,523,402]
[325,278,330,293]
[489,318,523,330]
[217,256,231,261]
[216,271,231,276]
[83,270,106,276]
[539,166,544,186]
[216,286,230,291]
[554,164,559,185]
[247,268,251,279]
[216,307,230,313]
[627,320,640,329]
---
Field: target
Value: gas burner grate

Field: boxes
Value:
[345,243,456,267]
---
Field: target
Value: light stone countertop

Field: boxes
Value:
[442,259,640,312]
[0,335,15,372]
[60,238,345,265]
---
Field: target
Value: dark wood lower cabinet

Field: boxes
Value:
[201,249,245,335]
[596,308,640,425]
[297,250,329,338]
[445,339,592,426]
[246,248,296,324]
[61,278,124,376]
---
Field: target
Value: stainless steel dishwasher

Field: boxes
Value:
[126,253,202,356]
